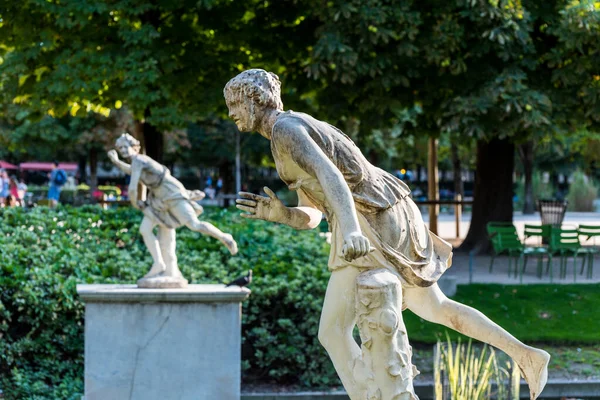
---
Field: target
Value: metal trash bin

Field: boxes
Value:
[537,199,568,226]
[537,199,568,243]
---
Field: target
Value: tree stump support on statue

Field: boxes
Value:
[355,269,419,400]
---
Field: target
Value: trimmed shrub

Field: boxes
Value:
[2,207,600,399]
[0,206,336,399]
[567,170,599,211]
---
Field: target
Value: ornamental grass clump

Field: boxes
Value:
[434,335,519,400]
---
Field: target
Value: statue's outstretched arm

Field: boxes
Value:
[128,162,143,209]
[107,150,132,175]
[293,189,323,229]
[236,186,321,230]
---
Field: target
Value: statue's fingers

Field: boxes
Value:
[263,187,278,199]
[239,191,264,201]
[342,242,355,261]
[236,199,257,207]
[360,242,369,256]
[361,238,371,256]
[351,237,361,255]
[240,213,259,219]
[236,204,256,213]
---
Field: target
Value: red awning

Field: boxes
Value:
[0,161,18,170]
[19,162,78,172]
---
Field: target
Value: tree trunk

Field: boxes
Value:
[89,148,98,191]
[519,142,535,214]
[78,155,87,184]
[427,138,439,235]
[142,108,164,162]
[450,142,463,198]
[218,160,234,206]
[235,129,242,195]
[416,163,423,183]
[459,137,514,254]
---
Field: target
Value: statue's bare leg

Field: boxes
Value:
[157,226,182,278]
[318,266,366,399]
[403,283,550,399]
[171,202,238,255]
[139,216,166,277]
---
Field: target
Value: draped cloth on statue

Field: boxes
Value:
[270,111,452,288]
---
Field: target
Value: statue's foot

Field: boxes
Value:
[518,347,550,400]
[144,262,166,279]
[222,234,238,255]
[137,274,188,289]
[163,267,184,280]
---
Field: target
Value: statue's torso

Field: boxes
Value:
[271,111,411,220]
[270,111,452,287]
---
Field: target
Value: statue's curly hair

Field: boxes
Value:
[224,69,283,110]
[115,133,141,151]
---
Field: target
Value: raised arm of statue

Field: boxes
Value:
[107,150,132,175]
[128,160,143,209]
[274,120,370,261]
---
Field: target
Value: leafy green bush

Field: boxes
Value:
[0,206,336,399]
[2,207,600,399]
[567,169,599,211]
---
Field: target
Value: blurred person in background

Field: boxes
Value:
[47,161,67,208]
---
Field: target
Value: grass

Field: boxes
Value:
[547,346,600,379]
[409,345,600,383]
[404,283,600,344]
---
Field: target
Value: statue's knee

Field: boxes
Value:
[378,309,400,335]
[191,221,210,233]
[318,322,334,348]
[139,225,149,236]
[317,325,328,347]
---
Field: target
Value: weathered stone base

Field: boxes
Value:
[77,284,250,400]
[137,274,188,288]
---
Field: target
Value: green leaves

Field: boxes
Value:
[0,206,337,396]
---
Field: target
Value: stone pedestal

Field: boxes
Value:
[77,284,250,400]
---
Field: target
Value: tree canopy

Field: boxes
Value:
[0,0,598,250]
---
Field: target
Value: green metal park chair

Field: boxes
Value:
[577,225,600,279]
[487,222,524,278]
[522,224,551,279]
[548,226,582,281]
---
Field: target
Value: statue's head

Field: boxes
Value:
[224,69,283,132]
[115,133,141,159]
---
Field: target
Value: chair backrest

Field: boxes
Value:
[487,222,523,252]
[578,225,600,242]
[524,224,551,239]
[549,226,581,251]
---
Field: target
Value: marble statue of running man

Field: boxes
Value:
[224,69,549,399]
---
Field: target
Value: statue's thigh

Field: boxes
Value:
[169,201,197,227]
[320,267,363,331]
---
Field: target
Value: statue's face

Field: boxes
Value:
[116,142,137,159]
[226,97,255,132]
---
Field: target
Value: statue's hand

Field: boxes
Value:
[342,231,371,262]
[107,150,119,163]
[236,187,287,223]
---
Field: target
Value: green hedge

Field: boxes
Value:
[0,206,336,399]
[1,207,599,399]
